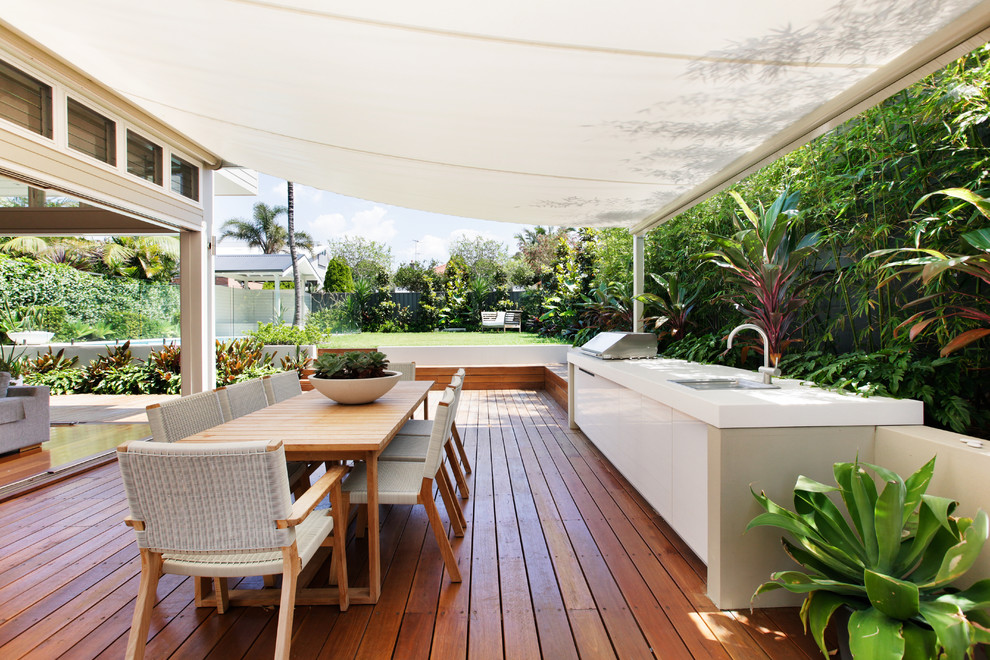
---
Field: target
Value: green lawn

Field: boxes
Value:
[322,331,566,348]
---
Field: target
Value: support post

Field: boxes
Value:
[179,170,216,394]
[633,233,645,332]
[273,275,281,321]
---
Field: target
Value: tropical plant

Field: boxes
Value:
[871,188,990,356]
[219,202,314,255]
[637,272,701,341]
[280,346,312,378]
[26,348,78,374]
[312,351,389,379]
[215,339,274,386]
[81,341,135,392]
[578,281,633,332]
[697,189,822,361]
[146,343,181,395]
[0,343,25,378]
[749,457,990,659]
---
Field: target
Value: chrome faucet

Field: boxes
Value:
[726,323,781,384]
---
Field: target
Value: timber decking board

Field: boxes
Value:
[0,389,820,660]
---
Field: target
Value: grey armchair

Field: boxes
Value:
[0,384,50,454]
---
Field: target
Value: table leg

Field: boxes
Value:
[366,450,381,602]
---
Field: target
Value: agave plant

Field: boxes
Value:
[697,189,822,360]
[749,457,990,659]
[637,272,701,341]
[870,188,990,356]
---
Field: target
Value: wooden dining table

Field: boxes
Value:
[180,380,433,605]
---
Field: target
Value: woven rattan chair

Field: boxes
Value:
[263,370,303,405]
[342,387,462,582]
[217,379,269,422]
[146,390,224,443]
[118,439,348,660]
[218,378,313,498]
[389,362,415,381]
[387,368,471,489]
[381,372,470,503]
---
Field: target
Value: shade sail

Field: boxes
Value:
[2,1,989,230]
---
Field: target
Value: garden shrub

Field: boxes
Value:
[247,321,324,345]
[323,257,354,292]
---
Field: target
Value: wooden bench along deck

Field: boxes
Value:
[0,389,829,659]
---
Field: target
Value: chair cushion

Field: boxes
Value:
[0,397,25,425]
[380,434,429,461]
[397,419,433,436]
[0,372,10,398]
[161,508,334,578]
[343,461,421,505]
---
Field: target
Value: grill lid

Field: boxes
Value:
[579,332,657,359]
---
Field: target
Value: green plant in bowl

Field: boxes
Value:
[312,351,389,379]
[748,457,990,659]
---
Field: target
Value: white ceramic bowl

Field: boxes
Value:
[307,370,401,404]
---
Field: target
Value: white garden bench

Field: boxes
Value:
[481,310,523,331]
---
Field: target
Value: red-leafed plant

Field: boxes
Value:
[697,189,822,361]
[871,188,990,356]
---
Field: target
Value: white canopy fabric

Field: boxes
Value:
[2,1,989,230]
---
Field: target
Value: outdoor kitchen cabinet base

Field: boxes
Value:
[569,353,892,610]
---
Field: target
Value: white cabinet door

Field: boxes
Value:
[638,397,673,521]
[671,409,708,562]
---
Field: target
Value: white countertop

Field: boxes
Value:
[568,350,924,429]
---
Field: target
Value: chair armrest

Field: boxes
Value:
[279,465,348,528]
[7,385,49,400]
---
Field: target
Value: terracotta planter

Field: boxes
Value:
[307,371,401,404]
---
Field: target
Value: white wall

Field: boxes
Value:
[379,344,570,365]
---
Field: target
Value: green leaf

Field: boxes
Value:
[864,569,920,620]
[919,601,971,660]
[805,591,848,658]
[962,227,990,252]
[875,479,907,573]
[902,457,936,526]
[758,571,865,596]
[934,579,990,612]
[900,622,938,660]
[923,511,989,590]
[851,464,880,566]
[848,608,905,659]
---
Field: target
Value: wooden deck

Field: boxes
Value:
[0,389,826,659]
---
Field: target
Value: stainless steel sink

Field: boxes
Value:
[670,378,780,391]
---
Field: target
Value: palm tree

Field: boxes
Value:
[286,182,303,326]
[220,202,314,255]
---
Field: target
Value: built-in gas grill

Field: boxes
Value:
[579,331,658,360]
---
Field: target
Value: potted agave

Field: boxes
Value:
[307,350,401,404]
[749,457,990,659]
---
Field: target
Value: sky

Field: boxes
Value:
[213,173,535,266]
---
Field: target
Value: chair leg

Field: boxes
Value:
[451,422,472,474]
[275,545,301,660]
[213,578,230,614]
[126,549,162,660]
[331,482,349,611]
[420,479,461,582]
[356,503,367,539]
[435,465,465,537]
[444,439,470,499]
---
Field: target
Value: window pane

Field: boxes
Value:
[171,154,199,201]
[127,130,162,184]
[0,59,52,138]
[67,98,116,165]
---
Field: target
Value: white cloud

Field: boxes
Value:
[304,205,397,247]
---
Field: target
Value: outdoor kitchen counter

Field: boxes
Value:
[566,348,923,610]
[566,349,923,429]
